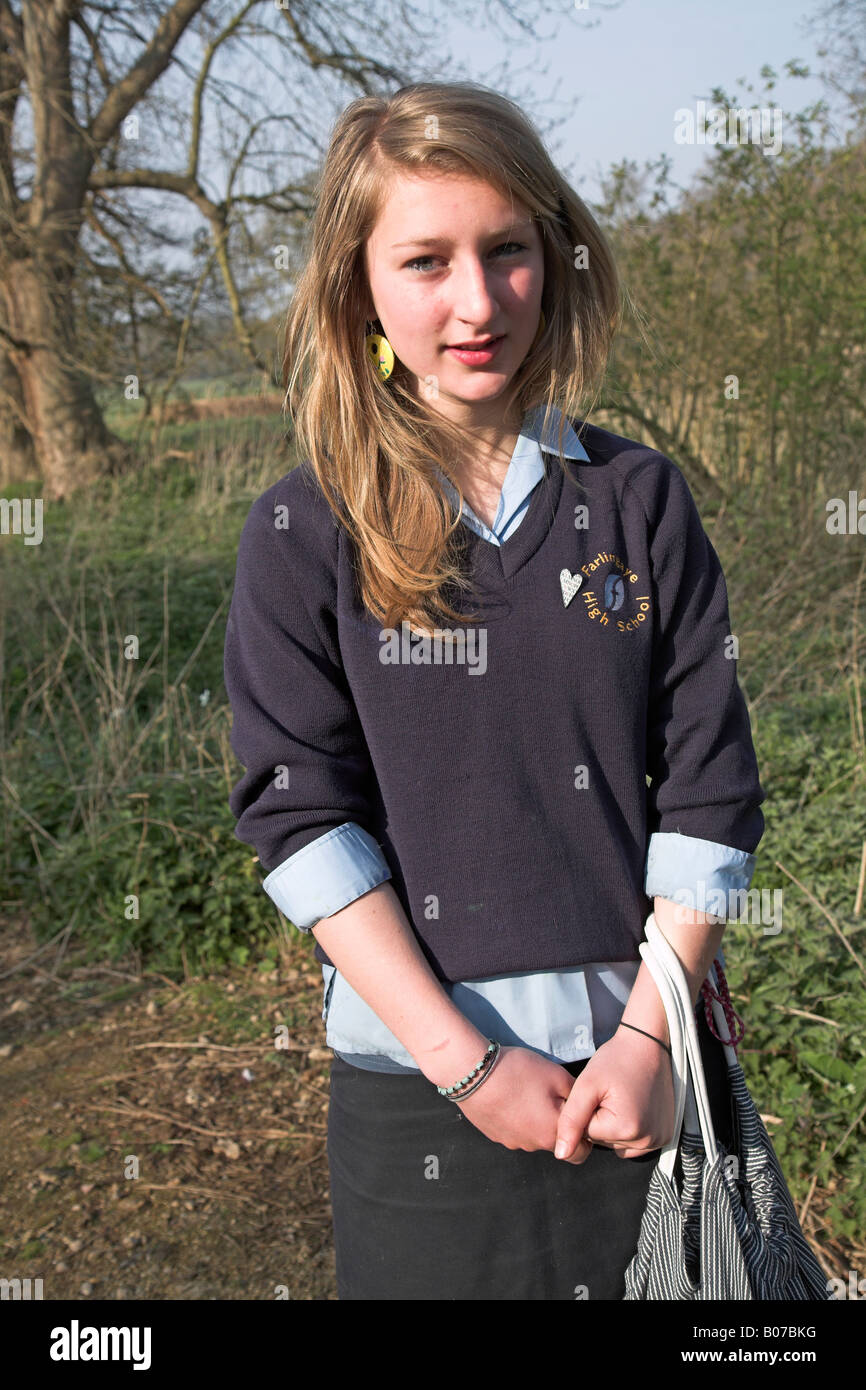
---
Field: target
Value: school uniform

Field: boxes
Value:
[223,405,764,1299]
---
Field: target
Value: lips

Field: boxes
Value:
[448,335,504,349]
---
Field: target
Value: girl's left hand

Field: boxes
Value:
[553,1027,676,1163]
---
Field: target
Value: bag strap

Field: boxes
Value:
[640,914,722,1174]
[636,936,688,1182]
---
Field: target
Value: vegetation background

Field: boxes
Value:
[1,0,864,1300]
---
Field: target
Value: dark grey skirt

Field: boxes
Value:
[326,1008,734,1301]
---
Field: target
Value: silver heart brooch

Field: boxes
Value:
[560,568,583,608]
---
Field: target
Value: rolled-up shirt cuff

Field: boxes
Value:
[644,830,756,918]
[262,822,392,930]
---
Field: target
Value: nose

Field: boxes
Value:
[451,255,500,328]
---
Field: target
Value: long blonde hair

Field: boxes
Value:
[281,81,622,635]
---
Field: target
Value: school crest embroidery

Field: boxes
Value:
[564,550,652,634]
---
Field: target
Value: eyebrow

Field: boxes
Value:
[391,219,535,250]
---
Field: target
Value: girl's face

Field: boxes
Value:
[364,170,545,426]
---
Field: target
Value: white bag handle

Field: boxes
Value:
[636,913,723,1180]
[636,934,689,1182]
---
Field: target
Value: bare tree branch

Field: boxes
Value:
[89,0,210,149]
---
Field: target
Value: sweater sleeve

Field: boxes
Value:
[639,459,765,863]
[223,477,388,902]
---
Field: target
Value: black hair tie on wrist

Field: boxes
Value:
[618,1020,673,1058]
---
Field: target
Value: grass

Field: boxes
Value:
[0,420,297,980]
[1,407,864,1268]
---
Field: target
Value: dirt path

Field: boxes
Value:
[3,919,855,1302]
[0,921,336,1300]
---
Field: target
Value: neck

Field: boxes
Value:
[440,408,526,489]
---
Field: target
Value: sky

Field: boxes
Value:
[428,0,838,205]
[88,0,850,283]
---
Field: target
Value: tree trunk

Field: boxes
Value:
[0,328,34,488]
[0,3,140,499]
[0,257,133,499]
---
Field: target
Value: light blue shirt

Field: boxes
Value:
[261,405,754,1072]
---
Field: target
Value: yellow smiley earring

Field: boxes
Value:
[364,320,395,382]
[531,309,547,351]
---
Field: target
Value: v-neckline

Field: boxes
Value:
[459,454,567,585]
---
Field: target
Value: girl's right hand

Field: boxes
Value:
[454,1045,593,1161]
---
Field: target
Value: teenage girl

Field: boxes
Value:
[224,81,764,1300]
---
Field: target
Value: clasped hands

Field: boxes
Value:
[552,1024,676,1163]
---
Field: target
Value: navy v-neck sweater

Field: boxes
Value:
[224,420,765,982]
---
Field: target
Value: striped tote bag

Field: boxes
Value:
[623,915,831,1300]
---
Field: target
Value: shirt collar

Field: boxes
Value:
[518,404,590,464]
[433,404,589,537]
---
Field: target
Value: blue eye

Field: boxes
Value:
[405,242,527,272]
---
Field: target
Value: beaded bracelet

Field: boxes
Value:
[436,1040,498,1099]
[446,1042,502,1102]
